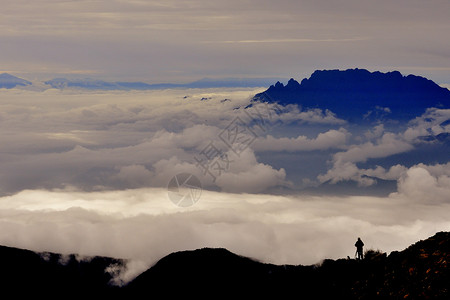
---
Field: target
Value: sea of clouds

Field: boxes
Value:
[0,87,449,284]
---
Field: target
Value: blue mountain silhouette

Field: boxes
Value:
[254,69,450,121]
[0,73,32,89]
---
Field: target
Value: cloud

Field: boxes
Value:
[403,108,450,141]
[391,163,450,203]
[0,88,352,195]
[0,89,292,193]
[317,108,450,186]
[333,133,413,164]
[147,147,287,193]
[206,37,369,44]
[0,87,448,287]
[113,165,154,188]
[214,148,287,193]
[317,131,414,185]
[279,106,347,125]
[253,128,349,152]
[364,124,385,140]
[360,164,408,181]
[0,187,449,285]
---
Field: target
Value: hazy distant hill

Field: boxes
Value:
[1,231,449,298]
[254,69,450,121]
[0,73,32,89]
[44,78,163,90]
[44,77,287,90]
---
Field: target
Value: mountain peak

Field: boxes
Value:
[254,68,450,121]
[286,78,301,89]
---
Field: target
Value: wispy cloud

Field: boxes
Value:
[203,37,370,44]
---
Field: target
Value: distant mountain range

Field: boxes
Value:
[254,69,450,121]
[0,73,32,89]
[1,231,449,298]
[0,73,286,90]
[3,69,450,122]
[43,77,288,90]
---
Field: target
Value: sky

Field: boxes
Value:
[0,0,449,286]
[0,0,449,83]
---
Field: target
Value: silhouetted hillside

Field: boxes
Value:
[0,232,449,299]
[254,69,450,121]
[126,232,450,299]
[0,245,123,298]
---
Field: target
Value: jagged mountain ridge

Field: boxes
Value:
[254,69,450,121]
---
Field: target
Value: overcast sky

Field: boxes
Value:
[1,0,449,83]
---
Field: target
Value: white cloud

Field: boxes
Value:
[403,108,450,141]
[0,187,449,285]
[253,128,349,152]
[214,148,287,193]
[0,87,448,288]
[147,148,288,193]
[317,109,450,186]
[361,164,408,181]
[334,132,413,164]
[278,106,347,125]
[0,88,293,193]
[391,163,450,203]
[364,124,384,140]
[318,131,414,185]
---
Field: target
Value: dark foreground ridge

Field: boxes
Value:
[1,232,449,299]
[254,69,450,121]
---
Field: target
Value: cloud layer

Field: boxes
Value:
[0,87,448,285]
[0,88,353,195]
[0,183,449,284]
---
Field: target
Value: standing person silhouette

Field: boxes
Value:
[355,237,364,260]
